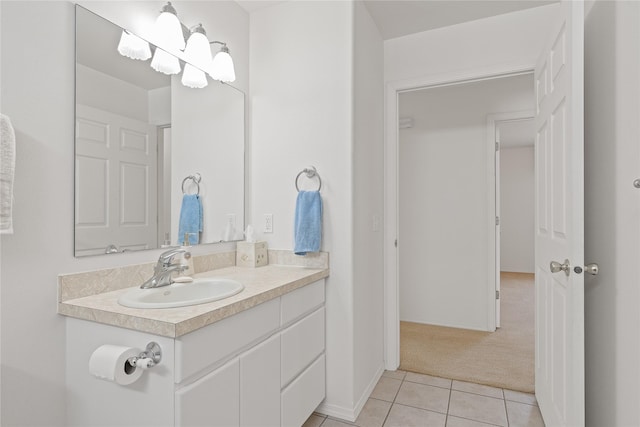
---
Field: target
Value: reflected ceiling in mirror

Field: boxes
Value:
[74,5,245,257]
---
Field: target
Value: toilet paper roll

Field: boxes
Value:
[89,345,143,386]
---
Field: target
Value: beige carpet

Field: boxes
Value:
[400,272,535,393]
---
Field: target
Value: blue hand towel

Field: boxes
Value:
[178,194,203,245]
[294,190,322,256]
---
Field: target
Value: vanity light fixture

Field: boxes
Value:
[116,2,237,87]
[117,30,151,60]
[150,2,185,75]
[209,42,236,83]
[181,24,212,89]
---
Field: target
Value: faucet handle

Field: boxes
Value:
[158,248,187,266]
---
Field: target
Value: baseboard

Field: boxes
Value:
[352,365,385,417]
[315,364,385,423]
[315,401,358,423]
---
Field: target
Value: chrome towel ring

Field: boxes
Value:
[295,166,322,192]
[182,173,201,195]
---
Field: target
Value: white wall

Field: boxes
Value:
[352,0,385,412]
[0,4,73,424]
[250,1,356,417]
[0,2,248,425]
[584,1,640,425]
[500,146,535,273]
[251,1,384,420]
[398,74,533,331]
[384,4,560,84]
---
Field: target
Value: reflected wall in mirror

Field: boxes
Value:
[74,5,245,257]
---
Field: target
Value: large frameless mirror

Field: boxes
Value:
[74,5,245,257]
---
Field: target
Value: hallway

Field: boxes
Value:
[400,273,535,392]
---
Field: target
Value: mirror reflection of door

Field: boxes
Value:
[75,105,158,256]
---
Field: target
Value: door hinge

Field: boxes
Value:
[495,142,500,151]
[495,216,500,226]
[394,239,398,248]
[496,290,500,299]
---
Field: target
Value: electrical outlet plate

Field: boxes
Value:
[264,214,273,233]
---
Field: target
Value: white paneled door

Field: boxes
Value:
[534,1,584,425]
[75,105,157,256]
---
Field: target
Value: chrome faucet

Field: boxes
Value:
[140,248,191,289]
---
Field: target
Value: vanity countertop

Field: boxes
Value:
[58,264,329,338]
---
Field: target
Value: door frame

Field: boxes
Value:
[157,125,172,247]
[383,63,536,370]
[486,111,535,328]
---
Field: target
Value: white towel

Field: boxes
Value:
[0,114,16,234]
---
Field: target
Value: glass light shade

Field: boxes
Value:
[181,28,212,88]
[150,48,181,75]
[182,64,208,88]
[117,30,151,60]
[209,49,236,83]
[183,30,212,71]
[151,6,185,55]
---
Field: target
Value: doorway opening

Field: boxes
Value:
[383,4,585,423]
[394,73,536,392]
[157,125,172,247]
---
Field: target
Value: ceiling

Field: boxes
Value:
[235,0,557,40]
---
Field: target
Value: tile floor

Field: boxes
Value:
[303,370,544,427]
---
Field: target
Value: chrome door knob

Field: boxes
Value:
[573,263,600,275]
[550,259,571,276]
[584,263,599,275]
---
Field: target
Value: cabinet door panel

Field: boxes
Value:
[281,307,325,387]
[281,354,326,427]
[240,334,280,426]
[176,359,239,427]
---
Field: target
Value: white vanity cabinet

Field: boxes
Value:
[65,279,325,427]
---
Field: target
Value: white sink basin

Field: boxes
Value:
[118,278,244,309]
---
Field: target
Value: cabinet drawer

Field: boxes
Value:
[281,279,324,326]
[175,358,239,427]
[281,354,325,427]
[281,307,325,387]
[176,298,280,383]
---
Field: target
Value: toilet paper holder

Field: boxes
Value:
[127,342,162,368]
